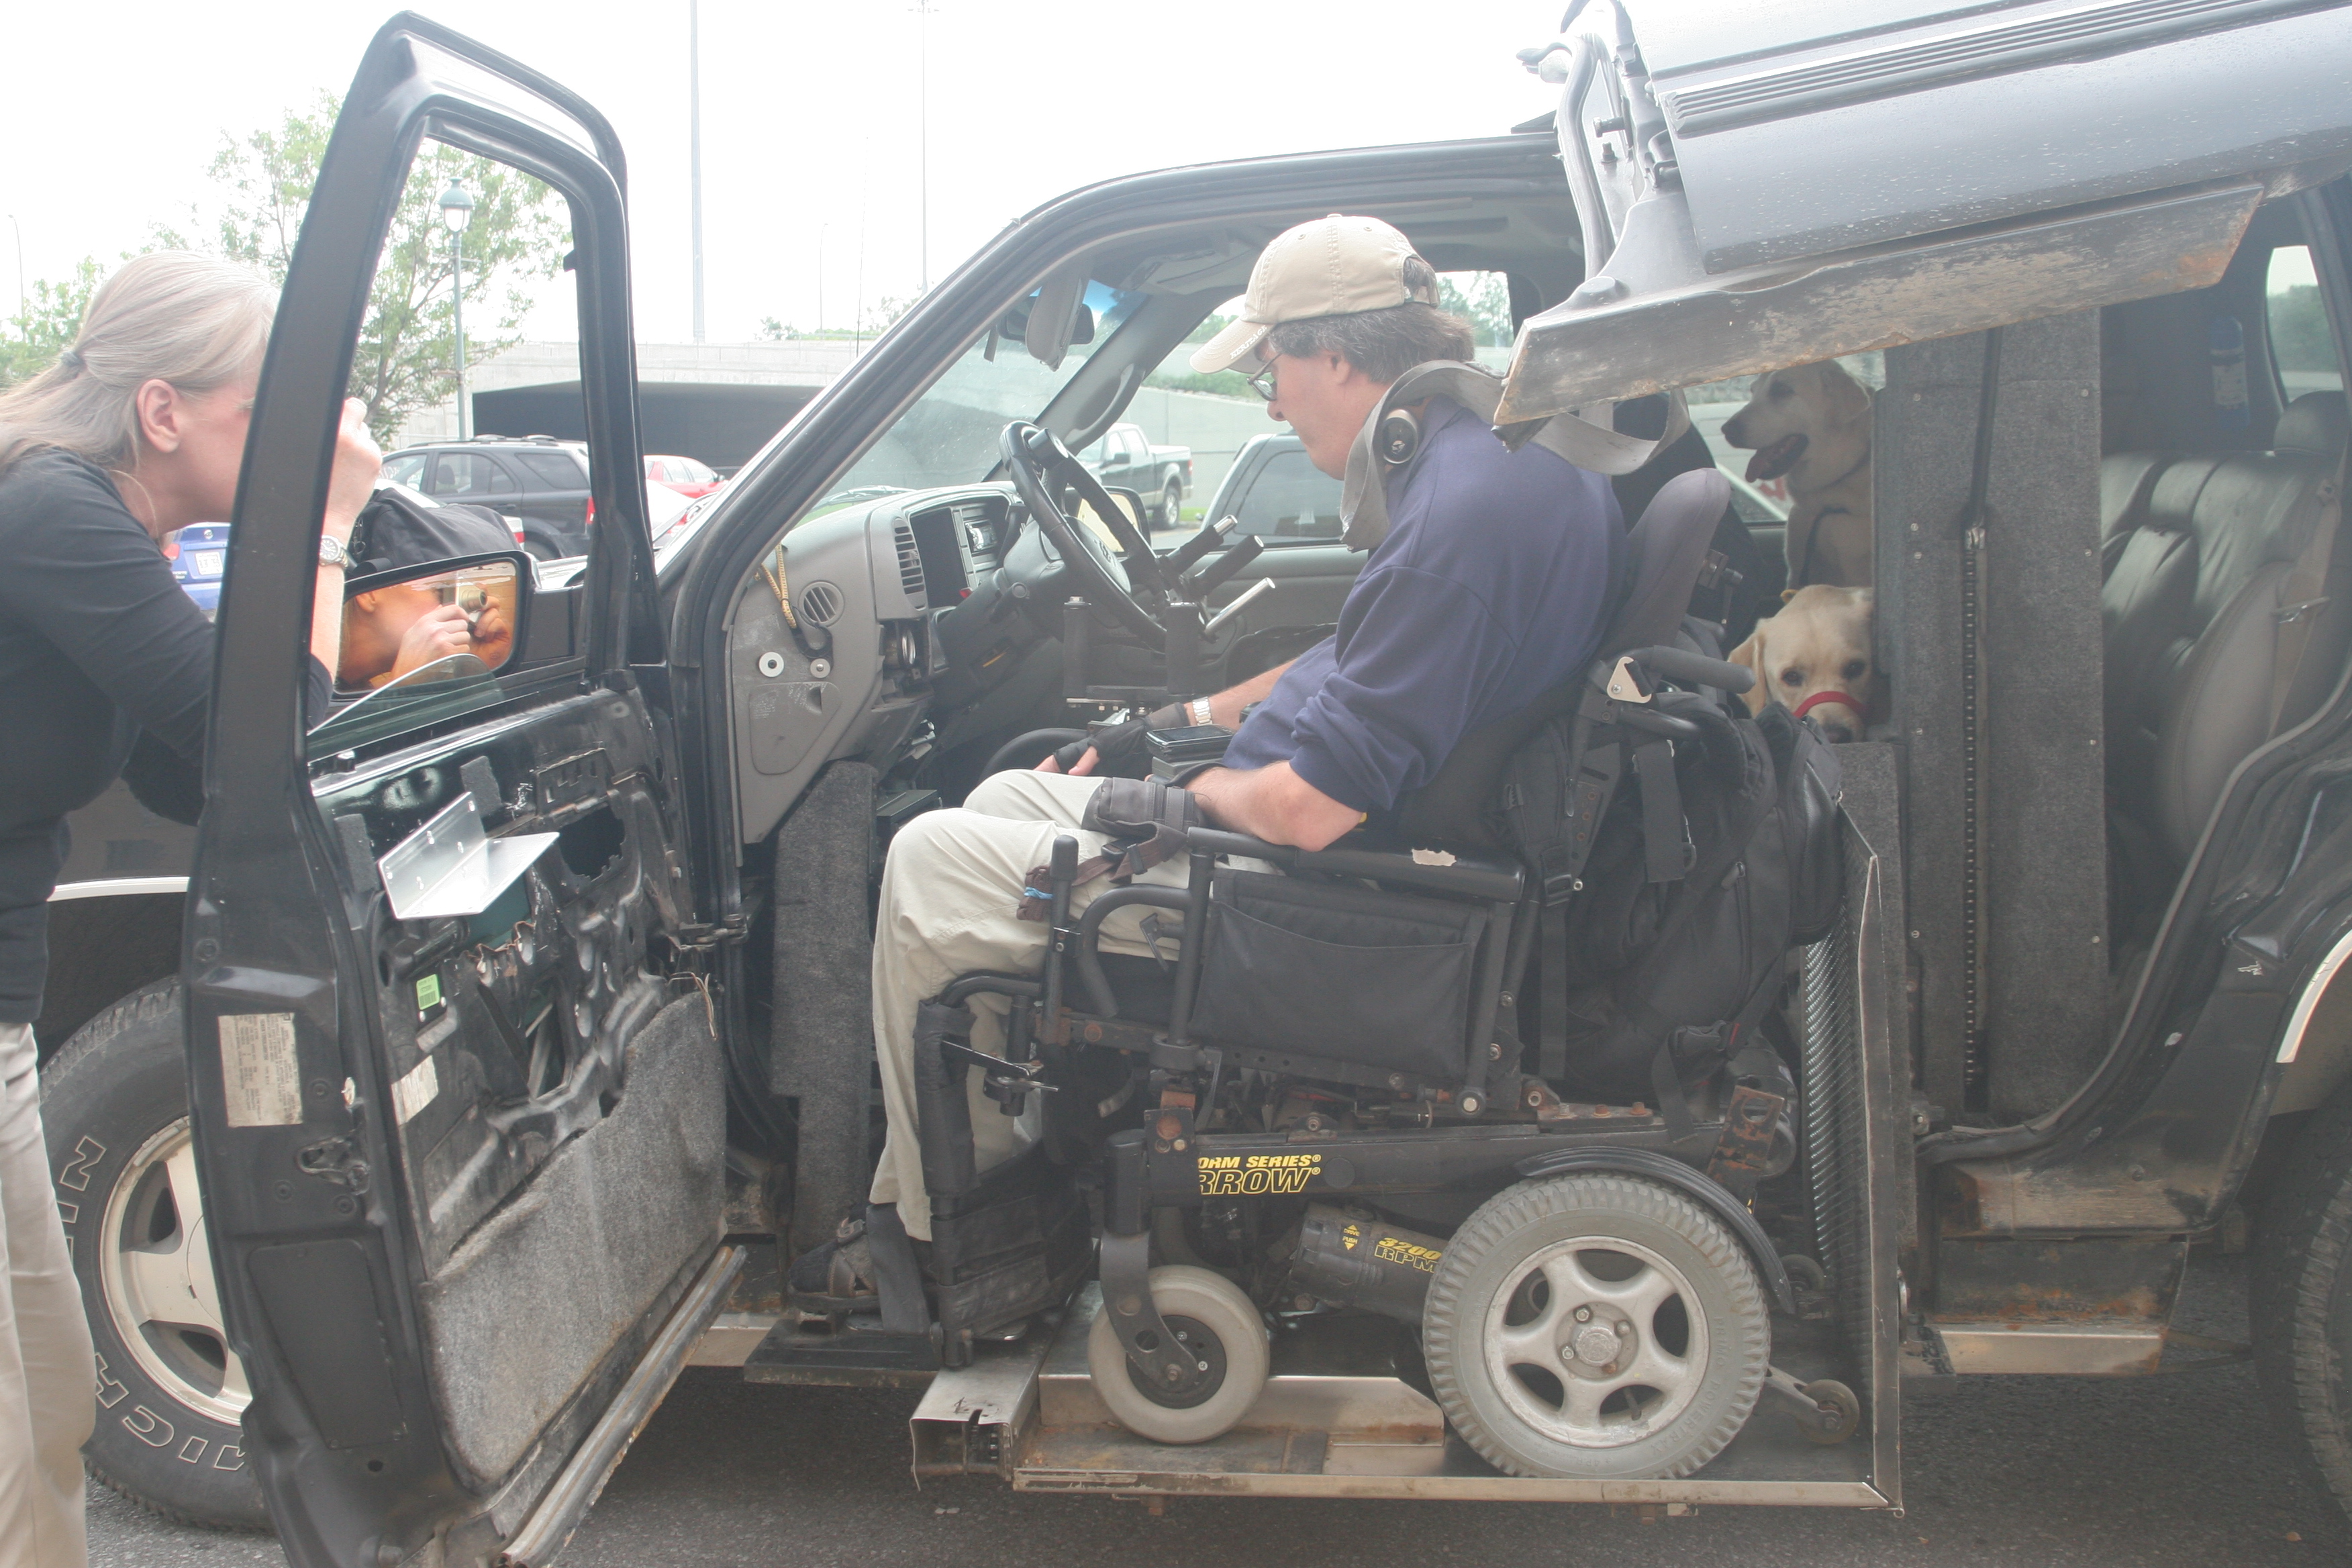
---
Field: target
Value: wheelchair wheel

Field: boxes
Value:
[1087,1265,1269,1444]
[1424,1173,1768,1479]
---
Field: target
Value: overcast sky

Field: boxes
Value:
[5,1,1566,345]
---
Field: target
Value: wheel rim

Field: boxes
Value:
[1122,1312,1229,1409]
[1481,1234,1708,1449]
[98,1117,250,1425]
[1164,484,1181,524]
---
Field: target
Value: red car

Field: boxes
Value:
[643,452,722,498]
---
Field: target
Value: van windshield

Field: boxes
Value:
[810,282,1143,516]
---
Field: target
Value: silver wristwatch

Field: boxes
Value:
[1189,697,1214,727]
[319,535,353,569]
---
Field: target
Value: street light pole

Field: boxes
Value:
[690,0,705,343]
[914,0,934,295]
[439,182,476,440]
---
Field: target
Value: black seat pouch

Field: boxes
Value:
[1189,870,1487,1080]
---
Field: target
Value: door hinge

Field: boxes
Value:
[671,915,750,951]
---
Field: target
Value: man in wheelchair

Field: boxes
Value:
[790,215,1843,1479]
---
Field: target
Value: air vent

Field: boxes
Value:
[799,579,843,626]
[891,520,927,609]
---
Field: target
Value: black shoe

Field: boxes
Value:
[789,1214,881,1314]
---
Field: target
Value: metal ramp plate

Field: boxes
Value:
[912,1286,1887,1504]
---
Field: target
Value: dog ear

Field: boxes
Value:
[1728,624,1770,715]
[1816,359,1873,424]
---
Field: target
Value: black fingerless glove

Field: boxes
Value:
[1053,701,1187,777]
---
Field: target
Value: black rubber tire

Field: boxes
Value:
[1158,479,1183,528]
[40,979,271,1530]
[1424,1173,1769,1479]
[2255,1081,2352,1521]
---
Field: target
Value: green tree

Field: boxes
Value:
[1438,272,1513,348]
[0,257,103,390]
[160,95,571,444]
[2271,285,2339,374]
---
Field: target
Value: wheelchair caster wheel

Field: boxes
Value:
[1087,1265,1269,1444]
[1794,1377,1861,1444]
[1423,1173,1769,1479]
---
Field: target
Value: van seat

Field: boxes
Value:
[2103,391,2349,881]
[2100,450,2171,575]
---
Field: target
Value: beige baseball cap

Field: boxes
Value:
[1189,213,1437,374]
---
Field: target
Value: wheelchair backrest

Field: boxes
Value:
[1395,467,1736,844]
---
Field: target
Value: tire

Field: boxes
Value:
[1423,1173,1769,1479]
[1086,1265,1269,1444]
[2255,1083,2352,1519]
[40,979,269,1530]
[1159,479,1183,528]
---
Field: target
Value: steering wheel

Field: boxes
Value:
[999,420,1174,649]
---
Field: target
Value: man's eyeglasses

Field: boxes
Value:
[1246,361,1279,402]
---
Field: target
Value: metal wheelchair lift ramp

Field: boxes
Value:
[910,1287,1885,1504]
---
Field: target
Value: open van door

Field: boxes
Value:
[1500,0,2352,418]
[184,17,734,1567]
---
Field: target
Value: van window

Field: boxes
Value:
[515,450,587,488]
[2267,245,2343,397]
[1234,447,1342,541]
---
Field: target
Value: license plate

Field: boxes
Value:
[193,551,225,577]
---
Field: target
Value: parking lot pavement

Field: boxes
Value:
[88,1253,2352,1568]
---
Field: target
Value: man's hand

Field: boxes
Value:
[385,603,474,683]
[1036,663,1294,777]
[1186,761,1365,852]
[1037,703,1185,777]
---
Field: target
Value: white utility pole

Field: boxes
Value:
[915,0,934,295]
[690,0,706,343]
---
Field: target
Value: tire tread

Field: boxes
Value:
[1424,1173,1769,1480]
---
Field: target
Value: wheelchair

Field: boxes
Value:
[874,429,1847,1481]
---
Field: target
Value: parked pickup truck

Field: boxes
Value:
[1078,421,1190,525]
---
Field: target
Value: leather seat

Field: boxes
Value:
[2102,392,2350,886]
[2100,448,2171,575]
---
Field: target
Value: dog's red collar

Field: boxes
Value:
[1792,689,1867,722]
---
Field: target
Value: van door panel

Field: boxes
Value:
[186,19,707,1565]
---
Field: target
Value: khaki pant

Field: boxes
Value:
[868,771,1251,1240]
[0,1021,92,1568]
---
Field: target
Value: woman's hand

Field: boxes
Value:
[383,603,474,684]
[323,398,381,545]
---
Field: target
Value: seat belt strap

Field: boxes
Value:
[1633,740,1685,884]
[2271,449,2349,734]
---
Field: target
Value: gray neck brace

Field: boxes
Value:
[1337,360,1689,550]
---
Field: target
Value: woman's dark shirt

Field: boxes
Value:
[0,451,317,1022]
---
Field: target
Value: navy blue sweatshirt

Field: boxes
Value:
[1222,397,1622,814]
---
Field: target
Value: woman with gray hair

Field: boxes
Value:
[0,250,378,1568]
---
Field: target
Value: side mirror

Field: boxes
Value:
[336,551,532,693]
[1069,487,1148,554]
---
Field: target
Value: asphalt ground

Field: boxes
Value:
[88,1252,2350,1568]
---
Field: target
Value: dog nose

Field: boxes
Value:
[1722,415,1746,445]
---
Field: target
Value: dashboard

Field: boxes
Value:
[726,485,1038,846]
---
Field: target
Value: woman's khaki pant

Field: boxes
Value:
[0,1020,92,1568]
[866,771,1256,1240]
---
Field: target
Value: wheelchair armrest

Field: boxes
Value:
[1187,826,1525,903]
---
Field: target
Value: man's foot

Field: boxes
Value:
[788,1214,881,1314]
